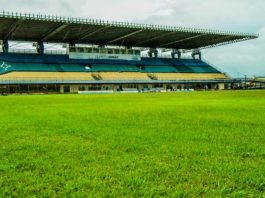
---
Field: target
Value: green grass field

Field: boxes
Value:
[0,91,265,197]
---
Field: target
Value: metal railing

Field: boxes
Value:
[7,49,66,55]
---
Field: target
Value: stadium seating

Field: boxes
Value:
[0,53,229,83]
[153,73,229,80]
[90,64,140,72]
[0,53,221,72]
[0,72,94,81]
[0,71,228,82]
[142,66,177,73]
[98,72,150,81]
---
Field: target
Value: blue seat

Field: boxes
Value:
[0,53,222,74]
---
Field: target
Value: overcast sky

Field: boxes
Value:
[1,0,265,77]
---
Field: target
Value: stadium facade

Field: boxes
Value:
[0,11,258,94]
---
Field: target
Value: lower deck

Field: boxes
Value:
[0,82,230,94]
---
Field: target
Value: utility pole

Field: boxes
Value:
[244,75,247,89]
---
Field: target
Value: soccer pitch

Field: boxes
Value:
[0,91,264,197]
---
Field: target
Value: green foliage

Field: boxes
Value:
[0,91,264,197]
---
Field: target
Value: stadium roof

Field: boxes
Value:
[0,11,258,50]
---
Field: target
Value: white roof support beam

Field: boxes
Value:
[40,24,68,42]
[136,32,177,45]
[77,26,111,42]
[3,19,23,40]
[105,29,144,45]
[159,34,204,48]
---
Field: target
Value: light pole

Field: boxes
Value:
[244,75,247,89]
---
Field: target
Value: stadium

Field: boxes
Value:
[0,11,258,94]
[1,8,265,197]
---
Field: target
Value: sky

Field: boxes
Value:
[1,0,265,77]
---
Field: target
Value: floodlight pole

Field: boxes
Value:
[244,75,247,89]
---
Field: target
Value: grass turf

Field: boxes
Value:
[0,90,265,197]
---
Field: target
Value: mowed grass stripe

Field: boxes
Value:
[0,91,265,197]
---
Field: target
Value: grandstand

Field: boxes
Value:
[253,76,265,89]
[0,11,258,94]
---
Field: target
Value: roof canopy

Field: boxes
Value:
[0,11,258,50]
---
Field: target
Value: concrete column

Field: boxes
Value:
[218,83,225,90]
[181,84,185,91]
[2,40,9,53]
[70,85,79,93]
[113,85,119,92]
[37,41,44,54]
[138,84,143,91]
[60,85,64,93]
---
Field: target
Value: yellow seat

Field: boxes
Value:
[153,73,229,80]
[98,72,150,81]
[0,72,229,81]
[0,72,94,81]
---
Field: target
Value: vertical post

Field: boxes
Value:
[191,50,201,60]
[148,49,153,58]
[37,41,44,54]
[171,49,181,59]
[171,51,175,59]
[148,48,158,58]
[244,75,247,89]
[177,50,181,59]
[154,49,158,58]
[3,39,9,53]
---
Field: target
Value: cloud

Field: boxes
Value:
[154,9,174,17]
[204,27,265,77]
[1,0,264,77]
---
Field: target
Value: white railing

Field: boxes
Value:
[6,49,66,55]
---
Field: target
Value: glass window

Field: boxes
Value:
[93,48,99,53]
[154,84,163,88]
[64,86,70,93]
[88,84,101,91]
[121,49,126,54]
[79,86,86,91]
[78,48,84,53]
[100,48,107,54]
[128,49,133,55]
[135,50,141,55]
[69,48,75,53]
[114,49,120,54]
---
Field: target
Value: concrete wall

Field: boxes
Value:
[58,83,229,93]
